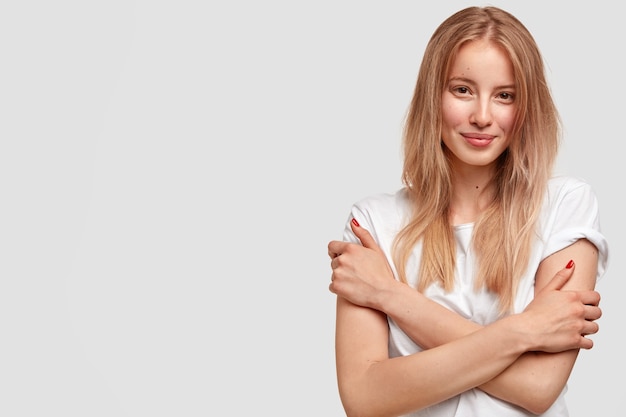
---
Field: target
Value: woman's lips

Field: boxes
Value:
[462,134,495,147]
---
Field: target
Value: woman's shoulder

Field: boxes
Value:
[352,188,410,213]
[548,175,592,190]
[543,175,601,220]
[349,188,410,242]
[547,175,597,200]
[349,188,411,231]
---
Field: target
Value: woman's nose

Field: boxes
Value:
[469,100,493,127]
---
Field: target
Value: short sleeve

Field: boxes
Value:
[542,178,609,280]
[341,192,404,246]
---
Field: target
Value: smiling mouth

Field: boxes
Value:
[462,134,494,147]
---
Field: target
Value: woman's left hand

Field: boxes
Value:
[328,219,398,309]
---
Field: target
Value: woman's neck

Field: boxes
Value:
[448,169,495,226]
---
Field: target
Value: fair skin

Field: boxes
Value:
[442,40,516,223]
[328,40,601,417]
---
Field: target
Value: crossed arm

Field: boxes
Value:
[328,220,601,417]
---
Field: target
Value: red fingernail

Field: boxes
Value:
[351,218,360,227]
[566,260,574,269]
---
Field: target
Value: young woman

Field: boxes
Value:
[327,6,608,417]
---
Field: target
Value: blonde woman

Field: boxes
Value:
[328,6,608,417]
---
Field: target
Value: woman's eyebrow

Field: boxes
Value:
[447,76,515,90]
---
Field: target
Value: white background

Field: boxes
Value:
[1,1,622,416]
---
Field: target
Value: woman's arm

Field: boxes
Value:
[329,221,601,415]
[479,238,599,412]
[333,260,598,417]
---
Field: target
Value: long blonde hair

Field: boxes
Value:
[393,6,561,313]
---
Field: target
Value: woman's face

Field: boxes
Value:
[441,39,517,171]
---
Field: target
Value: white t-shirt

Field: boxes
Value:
[342,176,609,417]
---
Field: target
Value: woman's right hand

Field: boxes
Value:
[518,261,602,352]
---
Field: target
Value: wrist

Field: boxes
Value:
[498,313,535,354]
[374,280,420,319]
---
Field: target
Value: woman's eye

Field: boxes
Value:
[498,92,514,101]
[454,86,469,94]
